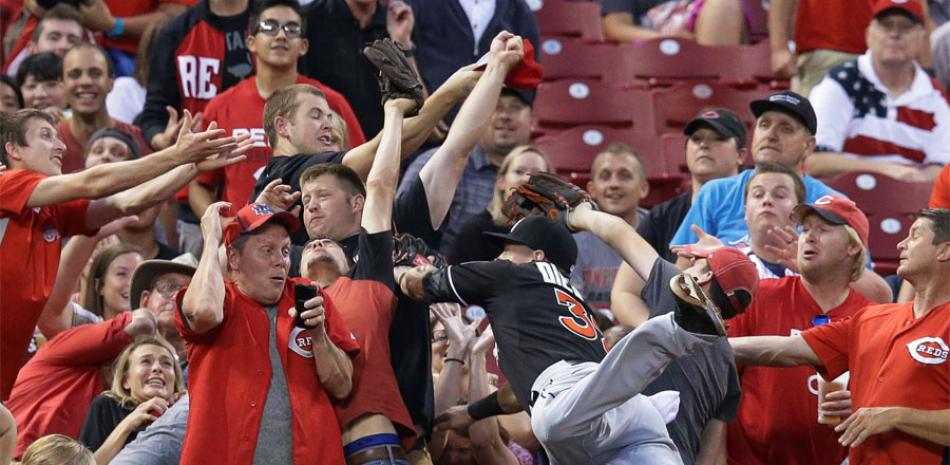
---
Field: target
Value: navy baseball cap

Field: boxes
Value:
[750,91,818,135]
[484,215,577,275]
[683,108,747,145]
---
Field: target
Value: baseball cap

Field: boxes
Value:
[474,38,545,90]
[872,0,924,23]
[690,247,759,315]
[750,90,818,135]
[683,108,747,144]
[484,215,577,275]
[130,253,198,308]
[223,203,301,247]
[792,194,870,246]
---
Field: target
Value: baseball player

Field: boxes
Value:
[401,199,742,465]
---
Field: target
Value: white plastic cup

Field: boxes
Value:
[818,371,850,425]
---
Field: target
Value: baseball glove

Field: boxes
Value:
[502,173,594,230]
[393,232,445,269]
[363,38,424,115]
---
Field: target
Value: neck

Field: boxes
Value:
[69,112,112,144]
[209,0,248,16]
[116,228,160,259]
[255,64,298,100]
[872,56,916,96]
[690,177,706,203]
[801,272,852,312]
[345,0,377,29]
[272,140,299,157]
[620,209,639,227]
[909,267,950,318]
[485,150,506,167]
[306,262,342,289]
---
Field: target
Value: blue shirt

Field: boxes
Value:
[670,169,844,246]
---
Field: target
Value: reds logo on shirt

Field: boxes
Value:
[907,337,949,365]
[42,224,60,243]
[288,327,314,358]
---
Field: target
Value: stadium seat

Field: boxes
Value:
[867,212,916,274]
[661,133,689,177]
[649,82,768,135]
[532,0,604,40]
[825,172,933,216]
[538,37,627,82]
[622,39,724,82]
[533,125,667,177]
[533,79,653,130]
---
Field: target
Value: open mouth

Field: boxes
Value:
[75,91,98,104]
[317,134,332,145]
[145,377,166,388]
[801,249,818,259]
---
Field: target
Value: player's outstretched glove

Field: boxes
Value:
[502,173,594,231]
[363,38,424,115]
[393,232,445,269]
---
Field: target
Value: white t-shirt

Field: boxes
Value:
[105,76,146,125]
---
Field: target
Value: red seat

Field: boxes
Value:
[825,172,933,216]
[649,82,768,135]
[619,38,777,86]
[534,79,653,130]
[533,0,603,40]
[533,125,667,177]
[661,133,688,177]
[867,212,916,274]
[538,37,626,82]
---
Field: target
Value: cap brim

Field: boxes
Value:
[130,261,198,309]
[483,231,529,248]
[875,7,923,23]
[684,119,732,138]
[792,204,848,226]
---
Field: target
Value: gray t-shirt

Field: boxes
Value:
[111,394,189,465]
[253,305,293,465]
[640,259,742,465]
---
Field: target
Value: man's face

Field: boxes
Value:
[750,111,814,168]
[867,12,922,66]
[300,238,349,279]
[85,136,133,168]
[480,95,532,156]
[496,243,540,265]
[441,432,476,465]
[587,152,648,219]
[301,175,362,241]
[20,75,65,111]
[686,127,743,183]
[248,6,308,69]
[284,93,334,153]
[8,117,66,175]
[744,172,798,239]
[141,273,192,332]
[0,83,19,114]
[63,47,114,116]
[33,19,83,57]
[229,224,292,305]
[896,218,944,279]
[797,214,859,280]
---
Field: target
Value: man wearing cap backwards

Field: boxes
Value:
[807,0,950,182]
[731,208,950,465]
[401,200,758,465]
[725,194,877,465]
[177,201,359,465]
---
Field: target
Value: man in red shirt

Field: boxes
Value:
[189,0,365,215]
[0,108,247,400]
[177,201,359,465]
[731,207,950,465]
[726,194,876,465]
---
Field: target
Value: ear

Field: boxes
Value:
[138,290,150,310]
[936,242,950,263]
[226,247,241,273]
[638,177,650,200]
[247,34,256,51]
[533,249,546,262]
[736,147,749,167]
[3,142,20,163]
[350,193,365,214]
[274,115,291,139]
[299,38,309,56]
[695,269,715,286]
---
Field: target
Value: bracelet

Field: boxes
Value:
[108,18,125,38]
[444,357,464,365]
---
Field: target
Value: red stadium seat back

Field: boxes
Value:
[661,133,689,177]
[532,0,604,40]
[721,41,776,82]
[643,177,688,208]
[538,37,629,82]
[534,125,666,177]
[534,79,652,129]
[867,212,916,273]
[650,82,767,135]
[825,172,933,216]
[621,38,730,81]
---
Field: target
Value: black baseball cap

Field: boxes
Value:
[683,108,747,145]
[750,91,818,135]
[484,215,577,275]
[501,87,535,106]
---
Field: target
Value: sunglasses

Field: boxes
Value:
[255,19,303,38]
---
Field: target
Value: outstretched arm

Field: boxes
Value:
[609,262,651,327]
[180,202,230,335]
[567,203,660,281]
[729,334,822,367]
[362,99,409,234]
[837,407,950,448]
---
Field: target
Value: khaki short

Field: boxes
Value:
[793,49,862,97]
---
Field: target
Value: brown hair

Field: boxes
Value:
[744,162,807,204]
[81,243,144,318]
[488,145,553,225]
[20,434,94,465]
[107,335,184,409]
[299,162,366,198]
[0,109,57,165]
[263,84,327,148]
[919,208,950,244]
[31,4,83,43]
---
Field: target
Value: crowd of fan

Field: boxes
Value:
[0,0,948,465]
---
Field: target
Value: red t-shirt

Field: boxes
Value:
[727,277,874,465]
[101,0,198,54]
[175,278,360,465]
[795,0,873,55]
[195,75,366,208]
[56,119,152,174]
[6,313,132,457]
[930,164,950,208]
[802,302,949,465]
[0,170,97,400]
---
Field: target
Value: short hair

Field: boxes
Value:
[844,225,868,282]
[81,243,144,318]
[299,162,366,198]
[250,0,306,36]
[64,42,115,78]
[919,208,950,244]
[593,142,648,181]
[31,4,83,43]
[20,434,94,465]
[108,335,184,409]
[16,52,63,86]
[1,74,23,109]
[744,162,807,204]
[263,84,327,147]
[0,109,56,165]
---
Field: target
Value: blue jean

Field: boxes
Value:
[356,460,409,465]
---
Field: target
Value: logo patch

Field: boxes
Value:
[907,337,948,365]
[252,204,275,216]
[42,225,59,243]
[702,110,720,119]
[770,94,801,105]
[814,195,835,205]
[288,327,314,358]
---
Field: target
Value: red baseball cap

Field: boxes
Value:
[223,203,301,246]
[872,0,924,23]
[792,194,870,246]
[474,38,545,89]
[690,247,759,316]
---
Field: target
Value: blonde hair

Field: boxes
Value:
[107,335,184,409]
[845,225,868,282]
[488,145,553,225]
[329,111,349,151]
[20,435,94,465]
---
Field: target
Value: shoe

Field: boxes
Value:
[669,274,726,336]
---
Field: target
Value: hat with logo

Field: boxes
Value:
[483,215,577,275]
[130,253,198,308]
[683,108,747,144]
[872,0,924,23]
[750,90,818,135]
[223,203,301,246]
[687,247,759,316]
[792,194,870,246]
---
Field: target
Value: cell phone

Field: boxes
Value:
[294,283,318,329]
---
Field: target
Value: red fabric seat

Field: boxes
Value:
[534,79,652,130]
[534,125,666,177]
[649,81,767,135]
[533,0,603,40]
[824,172,933,216]
[538,37,627,82]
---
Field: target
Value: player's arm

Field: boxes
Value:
[837,407,950,448]
[729,334,822,367]
[361,99,409,234]
[180,202,230,334]
[609,262,652,327]
[469,329,521,465]
[567,203,661,282]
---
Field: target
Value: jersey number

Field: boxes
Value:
[555,289,598,341]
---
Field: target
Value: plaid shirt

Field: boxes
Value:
[399,145,499,255]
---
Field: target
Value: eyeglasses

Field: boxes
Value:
[255,19,303,38]
[153,281,185,299]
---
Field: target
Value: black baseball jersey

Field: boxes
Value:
[424,260,608,411]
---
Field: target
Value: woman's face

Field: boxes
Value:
[123,343,177,403]
[100,252,143,319]
[85,136,133,169]
[496,151,549,200]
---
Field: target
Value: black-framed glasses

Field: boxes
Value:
[255,19,303,38]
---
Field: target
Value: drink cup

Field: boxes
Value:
[818,371,850,425]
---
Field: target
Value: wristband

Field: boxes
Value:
[444,357,464,365]
[108,18,125,38]
[467,391,503,421]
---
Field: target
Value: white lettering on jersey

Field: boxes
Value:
[288,327,314,358]
[907,337,949,365]
[535,262,583,296]
[177,56,221,99]
[232,128,269,148]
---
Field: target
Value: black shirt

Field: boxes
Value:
[448,210,507,265]
[425,260,608,410]
[392,173,439,250]
[637,191,692,263]
[79,394,137,452]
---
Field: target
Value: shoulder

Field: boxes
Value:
[208,79,252,105]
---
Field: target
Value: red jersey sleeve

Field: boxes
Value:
[49,199,96,237]
[38,312,133,366]
[319,290,361,356]
[0,169,44,215]
[174,285,227,345]
[930,164,950,208]
[801,315,853,380]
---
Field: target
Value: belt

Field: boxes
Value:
[345,444,407,465]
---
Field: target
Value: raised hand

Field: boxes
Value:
[386,0,415,50]
[194,132,252,173]
[439,63,483,101]
[472,325,495,356]
[489,31,524,69]
[384,97,418,116]
[119,397,170,432]
[200,201,231,244]
[255,178,301,213]
[670,225,724,259]
[430,303,477,355]
[763,224,800,272]
[172,112,244,164]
